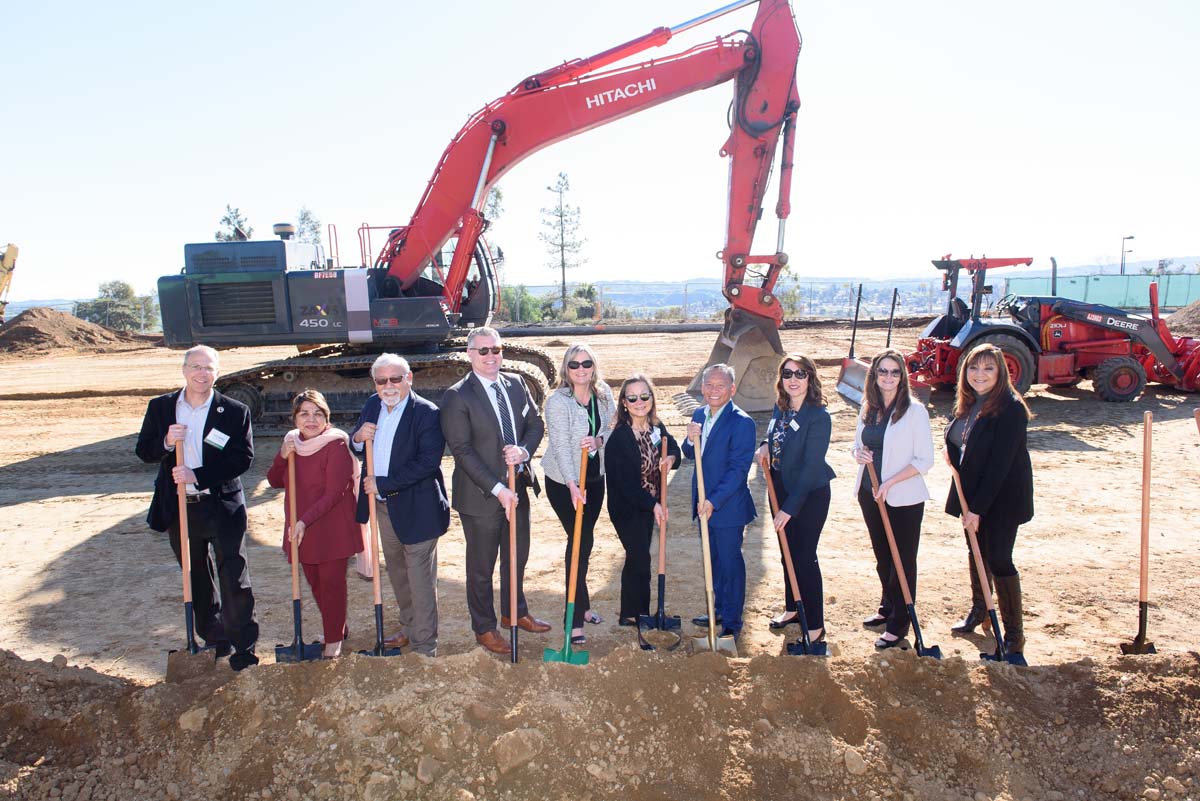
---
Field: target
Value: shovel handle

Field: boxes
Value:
[287,452,302,602]
[508,463,518,662]
[175,446,192,605]
[657,435,669,573]
[1194,408,1199,439]
[948,464,996,614]
[762,455,805,613]
[694,433,719,651]
[1139,411,1152,604]
[364,440,384,607]
[565,446,589,603]
[865,463,915,607]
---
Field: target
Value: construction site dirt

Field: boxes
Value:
[2,320,1199,801]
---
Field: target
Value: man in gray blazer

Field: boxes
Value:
[440,327,549,655]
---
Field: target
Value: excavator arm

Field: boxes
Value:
[376,1,800,407]
[0,243,18,325]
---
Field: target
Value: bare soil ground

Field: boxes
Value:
[2,321,1199,801]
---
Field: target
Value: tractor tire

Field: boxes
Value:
[1092,356,1147,402]
[221,382,264,421]
[973,333,1035,395]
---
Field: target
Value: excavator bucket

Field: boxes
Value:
[690,309,784,412]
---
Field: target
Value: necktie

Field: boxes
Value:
[493,381,516,446]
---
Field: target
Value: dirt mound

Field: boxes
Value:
[3,647,1199,801]
[0,307,141,356]
[1166,298,1200,335]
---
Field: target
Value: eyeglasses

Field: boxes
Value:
[469,346,503,356]
[567,360,594,370]
[373,375,408,385]
[875,368,903,378]
[624,393,652,403]
[780,368,810,380]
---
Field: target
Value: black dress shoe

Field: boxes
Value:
[874,635,909,650]
[862,614,888,630]
[769,611,799,630]
[618,617,639,627]
[693,614,723,627]
[211,641,233,659]
[229,650,259,671]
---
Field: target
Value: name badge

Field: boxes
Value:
[521,402,531,417]
[789,418,800,432]
[204,428,231,450]
[650,428,662,446]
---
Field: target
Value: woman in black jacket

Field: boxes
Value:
[755,353,835,644]
[944,342,1034,658]
[604,373,681,626]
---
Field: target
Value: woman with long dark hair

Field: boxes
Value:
[851,348,934,649]
[755,353,834,645]
[604,374,681,626]
[944,343,1033,659]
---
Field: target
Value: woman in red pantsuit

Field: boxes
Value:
[266,390,364,658]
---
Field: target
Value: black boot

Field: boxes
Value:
[995,573,1025,655]
[951,557,993,634]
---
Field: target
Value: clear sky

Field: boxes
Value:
[3,0,1197,301]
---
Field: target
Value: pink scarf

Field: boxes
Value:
[284,426,351,456]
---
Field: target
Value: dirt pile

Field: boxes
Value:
[0,308,142,356]
[3,647,1199,801]
[1166,299,1200,336]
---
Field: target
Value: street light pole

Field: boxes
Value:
[1120,234,1135,275]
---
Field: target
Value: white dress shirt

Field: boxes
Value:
[173,389,213,495]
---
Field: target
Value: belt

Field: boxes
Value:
[185,493,214,504]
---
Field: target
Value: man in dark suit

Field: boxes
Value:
[440,327,548,655]
[352,354,450,657]
[135,345,259,670]
[682,363,757,639]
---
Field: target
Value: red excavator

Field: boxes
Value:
[158,0,801,420]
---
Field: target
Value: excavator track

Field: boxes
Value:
[215,349,549,430]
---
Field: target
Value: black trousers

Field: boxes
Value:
[167,497,258,653]
[545,476,604,628]
[460,490,531,635]
[613,511,656,620]
[974,517,1020,578]
[775,482,830,630]
[858,485,924,638]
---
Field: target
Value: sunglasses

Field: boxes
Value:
[780,368,810,380]
[875,367,903,378]
[373,375,408,385]
[567,360,594,370]
[624,392,653,403]
[470,346,503,356]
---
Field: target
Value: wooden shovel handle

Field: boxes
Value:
[865,463,915,607]
[565,446,589,603]
[175,445,192,604]
[287,452,301,601]
[762,455,804,611]
[508,463,518,627]
[948,462,996,613]
[657,434,669,572]
[1140,411,1152,603]
[364,440,384,607]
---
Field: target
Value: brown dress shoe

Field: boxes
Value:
[500,614,551,633]
[475,630,510,655]
[384,631,410,648]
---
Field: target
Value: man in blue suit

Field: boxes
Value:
[352,354,450,656]
[682,363,757,638]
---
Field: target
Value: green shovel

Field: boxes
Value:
[545,445,591,665]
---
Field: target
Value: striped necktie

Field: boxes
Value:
[493,381,516,446]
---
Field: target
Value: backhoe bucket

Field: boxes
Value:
[690,309,784,412]
[835,357,870,405]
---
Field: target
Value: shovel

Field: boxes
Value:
[865,463,942,659]
[166,445,217,676]
[638,435,682,651]
[1194,408,1199,439]
[761,455,827,656]
[885,287,899,348]
[835,283,870,405]
[545,446,591,665]
[358,440,402,657]
[691,434,738,657]
[1121,411,1157,656]
[948,463,1022,665]
[507,463,520,663]
[275,452,323,663]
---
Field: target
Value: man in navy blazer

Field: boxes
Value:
[135,345,259,670]
[681,363,757,637]
[352,354,450,656]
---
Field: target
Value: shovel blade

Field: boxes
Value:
[543,646,589,665]
[916,643,944,660]
[165,647,217,682]
[836,357,870,405]
[786,639,828,657]
[638,612,683,631]
[692,634,737,657]
[275,640,323,663]
[358,645,403,657]
[1119,640,1157,655]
